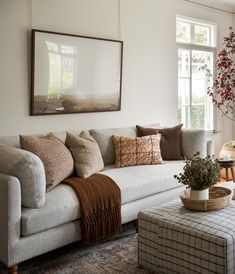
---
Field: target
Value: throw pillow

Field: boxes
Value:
[136,124,184,160]
[89,127,137,166]
[66,131,104,178]
[112,134,163,168]
[20,134,74,192]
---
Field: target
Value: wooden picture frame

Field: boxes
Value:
[31,29,123,115]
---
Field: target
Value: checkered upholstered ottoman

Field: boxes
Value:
[138,200,235,274]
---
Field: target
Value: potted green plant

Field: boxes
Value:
[174,152,220,200]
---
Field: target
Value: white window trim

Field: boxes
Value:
[177,15,217,47]
[177,42,217,131]
[176,13,217,132]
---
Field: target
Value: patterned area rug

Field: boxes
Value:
[0,223,149,274]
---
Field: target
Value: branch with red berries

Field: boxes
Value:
[201,27,235,121]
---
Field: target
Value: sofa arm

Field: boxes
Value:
[0,173,21,266]
[0,144,46,208]
[182,129,207,159]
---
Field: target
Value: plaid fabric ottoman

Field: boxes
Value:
[138,200,235,274]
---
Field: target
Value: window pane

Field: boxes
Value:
[176,21,190,43]
[61,56,75,91]
[178,48,190,122]
[205,94,213,130]
[178,49,190,77]
[178,106,190,128]
[194,25,210,46]
[192,50,213,129]
[192,79,205,105]
[46,41,58,52]
[191,105,205,128]
[48,53,61,97]
[61,45,75,54]
[192,50,213,105]
[178,78,190,105]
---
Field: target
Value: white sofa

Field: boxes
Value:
[0,125,213,270]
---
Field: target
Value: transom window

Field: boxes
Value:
[176,16,216,47]
[176,16,216,130]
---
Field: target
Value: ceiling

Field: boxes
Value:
[219,0,235,11]
[220,0,235,6]
[191,0,235,13]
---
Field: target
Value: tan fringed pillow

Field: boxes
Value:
[112,134,163,168]
[20,134,74,192]
[65,131,104,178]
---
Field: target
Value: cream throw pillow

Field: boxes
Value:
[66,131,104,178]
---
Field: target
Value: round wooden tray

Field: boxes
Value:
[180,187,232,212]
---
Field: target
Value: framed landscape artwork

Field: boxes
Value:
[31,29,123,115]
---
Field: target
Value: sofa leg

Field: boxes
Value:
[8,265,18,274]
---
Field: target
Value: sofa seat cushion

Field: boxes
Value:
[21,184,80,236]
[100,161,185,204]
[21,161,184,236]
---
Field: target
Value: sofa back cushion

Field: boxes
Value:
[181,129,207,159]
[0,144,46,208]
[66,131,104,178]
[20,134,74,192]
[89,127,137,165]
[112,134,163,168]
[0,132,68,148]
[89,124,160,166]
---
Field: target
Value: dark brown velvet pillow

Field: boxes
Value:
[136,124,183,160]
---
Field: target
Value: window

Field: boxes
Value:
[46,41,77,100]
[176,16,216,130]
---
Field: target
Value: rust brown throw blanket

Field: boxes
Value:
[63,174,122,244]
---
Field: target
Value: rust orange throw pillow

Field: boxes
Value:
[112,134,163,168]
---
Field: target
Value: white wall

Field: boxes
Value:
[0,0,233,153]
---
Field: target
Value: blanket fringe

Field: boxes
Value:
[63,174,122,245]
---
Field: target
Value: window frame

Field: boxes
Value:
[176,16,217,131]
[176,15,217,47]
